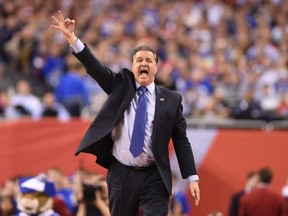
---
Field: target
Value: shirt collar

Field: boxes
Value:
[135,82,155,95]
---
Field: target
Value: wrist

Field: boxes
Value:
[67,33,77,45]
[187,175,199,183]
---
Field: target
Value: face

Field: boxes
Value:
[131,50,157,86]
[17,81,30,95]
[18,192,48,214]
[246,174,260,191]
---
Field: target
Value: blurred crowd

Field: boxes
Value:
[0,167,192,216]
[228,167,288,216]
[1,0,288,122]
[0,167,110,216]
[1,166,287,216]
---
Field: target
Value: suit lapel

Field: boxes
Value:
[151,86,165,144]
[115,73,136,125]
[115,86,136,126]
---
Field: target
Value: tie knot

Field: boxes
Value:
[138,86,147,94]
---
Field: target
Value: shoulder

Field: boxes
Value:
[239,191,254,204]
[120,68,134,79]
[157,85,181,99]
[115,68,135,88]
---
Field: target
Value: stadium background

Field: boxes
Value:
[1,0,288,215]
[1,119,287,215]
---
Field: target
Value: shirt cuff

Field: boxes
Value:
[71,38,85,53]
[187,175,199,182]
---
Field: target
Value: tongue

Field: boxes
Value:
[140,73,148,78]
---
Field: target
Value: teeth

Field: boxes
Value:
[140,73,148,77]
[140,70,148,77]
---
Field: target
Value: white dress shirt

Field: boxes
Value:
[112,82,156,166]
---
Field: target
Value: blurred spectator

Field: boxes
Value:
[0,90,19,120]
[169,174,191,216]
[229,171,259,216]
[41,91,71,121]
[155,62,176,90]
[281,177,288,214]
[53,197,71,216]
[41,42,67,89]
[0,176,22,216]
[13,24,39,79]
[257,84,282,121]
[232,89,262,120]
[10,80,42,120]
[0,1,21,64]
[72,171,109,216]
[47,167,77,215]
[238,167,286,216]
[0,61,17,92]
[16,173,59,216]
[282,177,288,198]
[72,55,107,118]
[0,195,17,216]
[54,58,89,117]
[207,212,223,216]
[277,91,288,119]
[194,88,231,120]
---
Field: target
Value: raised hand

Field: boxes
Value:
[50,10,77,45]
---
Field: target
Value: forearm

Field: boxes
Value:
[75,203,86,216]
[96,200,110,216]
[72,42,115,94]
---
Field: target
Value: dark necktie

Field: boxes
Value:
[130,86,147,157]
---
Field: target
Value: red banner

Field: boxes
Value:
[1,120,288,215]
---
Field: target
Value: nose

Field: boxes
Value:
[141,60,148,66]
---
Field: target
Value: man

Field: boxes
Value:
[238,167,286,216]
[51,11,200,216]
[228,171,259,216]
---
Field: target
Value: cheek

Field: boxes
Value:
[131,63,139,71]
[131,67,138,77]
[18,197,39,214]
[37,196,49,207]
[150,64,157,73]
[150,67,157,77]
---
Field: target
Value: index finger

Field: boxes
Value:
[194,190,200,206]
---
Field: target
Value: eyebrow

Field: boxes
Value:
[135,57,154,61]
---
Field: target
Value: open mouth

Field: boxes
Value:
[139,69,148,78]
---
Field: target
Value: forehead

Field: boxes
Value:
[133,50,155,59]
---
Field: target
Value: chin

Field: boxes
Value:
[137,79,150,86]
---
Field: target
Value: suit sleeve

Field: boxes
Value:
[72,45,117,94]
[172,95,198,178]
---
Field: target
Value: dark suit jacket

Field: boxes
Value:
[239,187,286,216]
[73,45,197,195]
